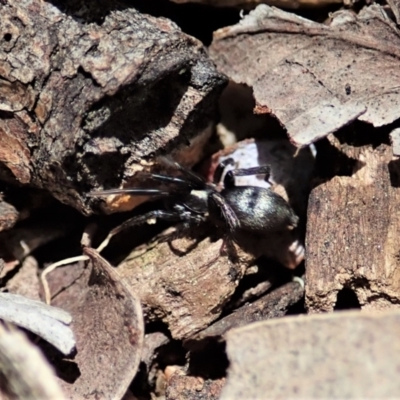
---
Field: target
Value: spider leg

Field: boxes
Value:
[110,209,204,236]
[224,165,271,188]
[209,192,240,232]
[136,172,191,187]
[213,157,235,184]
[88,188,169,197]
[158,156,206,189]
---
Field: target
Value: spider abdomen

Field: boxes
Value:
[221,186,298,233]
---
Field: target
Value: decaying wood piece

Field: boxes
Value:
[306,143,400,312]
[117,233,254,340]
[6,256,40,300]
[210,4,400,147]
[165,372,225,400]
[0,0,226,215]
[190,280,304,341]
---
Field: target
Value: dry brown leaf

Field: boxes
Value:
[48,248,144,400]
[210,4,400,146]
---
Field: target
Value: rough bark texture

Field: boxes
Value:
[170,0,343,8]
[306,142,400,312]
[166,374,225,400]
[0,0,226,215]
[0,199,18,233]
[117,233,254,340]
[190,280,304,340]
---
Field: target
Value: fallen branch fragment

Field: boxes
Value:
[0,0,226,214]
[190,280,304,340]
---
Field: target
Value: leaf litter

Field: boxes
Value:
[46,247,144,399]
[4,1,400,398]
[210,4,400,146]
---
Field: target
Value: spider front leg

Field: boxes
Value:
[110,209,203,236]
[223,165,271,188]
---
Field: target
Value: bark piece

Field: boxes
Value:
[0,324,65,400]
[6,256,40,301]
[0,0,226,214]
[49,248,144,400]
[0,212,75,261]
[387,0,400,24]
[141,332,169,368]
[0,199,18,233]
[117,234,253,340]
[390,127,400,156]
[171,0,343,8]
[305,143,400,312]
[221,309,400,399]
[210,4,400,146]
[165,373,225,400]
[191,280,304,340]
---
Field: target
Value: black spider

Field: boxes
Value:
[88,157,299,239]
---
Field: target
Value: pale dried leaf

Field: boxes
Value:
[390,127,400,156]
[221,310,400,399]
[211,4,400,146]
[0,292,75,355]
[0,324,65,400]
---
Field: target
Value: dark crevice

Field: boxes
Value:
[313,136,360,183]
[187,338,229,380]
[334,287,361,310]
[388,158,400,187]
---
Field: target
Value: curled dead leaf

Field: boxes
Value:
[47,248,144,400]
